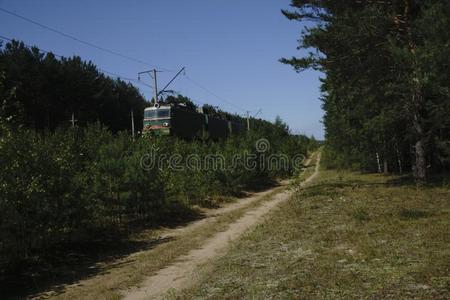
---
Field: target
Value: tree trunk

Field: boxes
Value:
[403,0,427,183]
[414,139,426,181]
[414,129,427,183]
[395,146,403,174]
[411,63,427,183]
[383,158,389,174]
[376,152,382,173]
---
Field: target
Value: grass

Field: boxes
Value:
[175,168,450,299]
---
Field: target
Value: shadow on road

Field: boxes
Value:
[0,209,205,300]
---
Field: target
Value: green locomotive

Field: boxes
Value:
[143,104,244,139]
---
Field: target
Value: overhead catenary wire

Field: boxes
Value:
[99,68,152,89]
[0,35,224,109]
[0,34,253,117]
[253,109,262,118]
[184,75,248,112]
[0,5,253,114]
[0,7,176,71]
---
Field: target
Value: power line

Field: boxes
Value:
[253,109,262,118]
[0,34,63,57]
[173,91,207,107]
[99,68,152,88]
[0,7,175,71]
[0,34,251,115]
[0,34,152,89]
[184,75,248,112]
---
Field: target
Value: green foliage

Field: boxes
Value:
[0,123,316,272]
[283,0,450,177]
[0,40,146,132]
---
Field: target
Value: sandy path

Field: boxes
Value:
[156,156,312,240]
[158,183,287,240]
[122,153,321,300]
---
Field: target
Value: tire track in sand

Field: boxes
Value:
[122,152,321,300]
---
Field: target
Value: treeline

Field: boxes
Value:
[0,40,147,132]
[282,0,450,181]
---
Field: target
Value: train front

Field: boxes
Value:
[143,105,171,136]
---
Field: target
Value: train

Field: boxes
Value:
[142,104,245,139]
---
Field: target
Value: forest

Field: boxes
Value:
[282,0,450,181]
[0,39,318,275]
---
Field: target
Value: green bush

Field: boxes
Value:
[0,123,316,272]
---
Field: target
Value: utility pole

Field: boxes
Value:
[138,68,159,106]
[246,109,261,131]
[138,67,185,106]
[246,111,250,131]
[70,112,77,128]
[152,69,158,106]
[131,109,135,139]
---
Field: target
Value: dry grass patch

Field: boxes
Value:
[176,169,450,299]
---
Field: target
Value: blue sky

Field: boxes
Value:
[0,0,324,139]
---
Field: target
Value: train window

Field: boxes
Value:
[145,108,170,119]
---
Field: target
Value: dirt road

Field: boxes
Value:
[122,153,321,300]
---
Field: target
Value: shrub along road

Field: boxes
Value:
[122,152,321,300]
[37,152,320,300]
